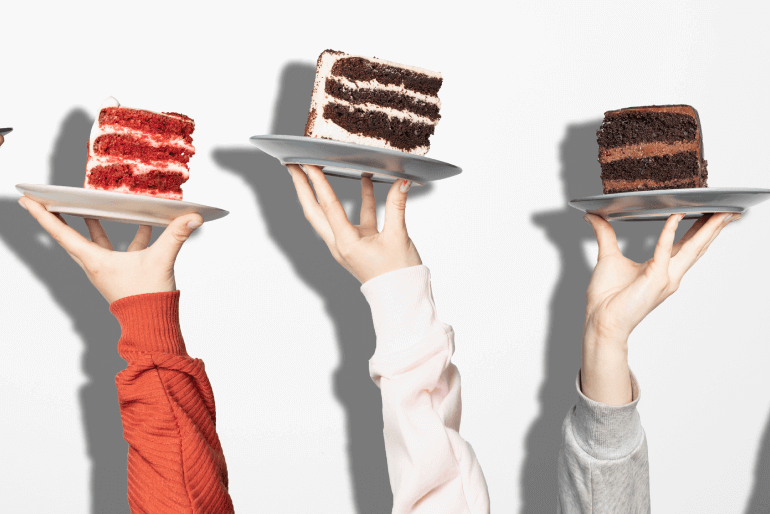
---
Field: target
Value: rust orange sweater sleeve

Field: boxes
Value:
[109,291,234,513]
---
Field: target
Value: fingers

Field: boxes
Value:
[84,219,114,251]
[671,214,712,257]
[19,197,97,263]
[303,164,358,244]
[584,213,621,259]
[151,213,204,263]
[359,176,377,230]
[128,225,153,252]
[382,179,411,236]
[652,213,683,267]
[0,134,4,146]
[670,212,734,279]
[287,164,335,242]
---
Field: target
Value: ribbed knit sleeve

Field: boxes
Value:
[110,291,234,514]
[557,370,650,513]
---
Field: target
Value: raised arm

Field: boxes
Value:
[287,164,489,513]
[18,198,234,513]
[558,212,738,513]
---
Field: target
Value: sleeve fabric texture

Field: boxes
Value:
[110,291,234,514]
[361,265,490,514]
[557,370,650,513]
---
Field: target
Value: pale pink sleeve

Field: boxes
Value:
[362,265,490,514]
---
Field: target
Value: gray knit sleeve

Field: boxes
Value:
[557,370,650,513]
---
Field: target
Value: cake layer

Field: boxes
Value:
[600,151,707,193]
[323,103,434,152]
[86,164,185,200]
[331,57,443,96]
[93,134,192,165]
[325,79,441,120]
[603,177,699,194]
[597,111,698,149]
[599,140,701,163]
[99,107,194,143]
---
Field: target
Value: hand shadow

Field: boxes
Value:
[0,108,166,513]
[213,61,433,513]
[521,119,684,511]
[744,411,770,512]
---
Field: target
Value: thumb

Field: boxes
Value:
[152,213,204,263]
[584,213,620,259]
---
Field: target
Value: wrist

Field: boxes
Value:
[581,323,632,405]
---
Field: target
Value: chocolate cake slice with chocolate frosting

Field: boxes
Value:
[597,105,708,194]
[304,50,442,156]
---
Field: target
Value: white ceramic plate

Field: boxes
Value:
[16,184,229,227]
[569,187,770,221]
[249,135,462,185]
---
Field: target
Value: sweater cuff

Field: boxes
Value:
[109,291,187,355]
[360,265,445,356]
[571,369,643,460]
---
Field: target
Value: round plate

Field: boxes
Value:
[569,187,770,221]
[249,135,462,185]
[16,184,229,227]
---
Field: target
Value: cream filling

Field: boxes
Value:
[332,75,441,106]
[86,156,189,176]
[599,140,700,163]
[321,96,437,125]
[309,117,428,156]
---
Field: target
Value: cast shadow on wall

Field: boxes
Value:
[213,61,433,513]
[744,410,770,511]
[0,108,167,513]
[523,119,666,512]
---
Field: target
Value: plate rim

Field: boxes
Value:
[16,183,228,212]
[570,186,770,204]
[249,134,463,173]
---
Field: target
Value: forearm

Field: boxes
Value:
[581,323,632,406]
[110,291,234,514]
[363,266,490,514]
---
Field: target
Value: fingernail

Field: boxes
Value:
[732,214,742,222]
[17,198,28,211]
[679,213,686,220]
[187,221,202,230]
[400,180,412,193]
[723,213,734,223]
[583,214,590,223]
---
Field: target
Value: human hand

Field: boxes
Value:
[18,196,203,304]
[287,164,421,284]
[581,212,738,404]
[0,134,4,146]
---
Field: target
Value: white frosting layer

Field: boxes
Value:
[307,51,438,155]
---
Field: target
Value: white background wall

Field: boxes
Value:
[1,1,768,512]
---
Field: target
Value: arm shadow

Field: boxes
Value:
[212,61,432,513]
[520,119,668,511]
[0,107,167,513]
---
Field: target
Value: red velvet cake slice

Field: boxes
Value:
[84,97,195,200]
[596,105,707,194]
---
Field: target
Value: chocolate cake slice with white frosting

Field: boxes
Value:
[304,50,442,156]
[597,105,708,194]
